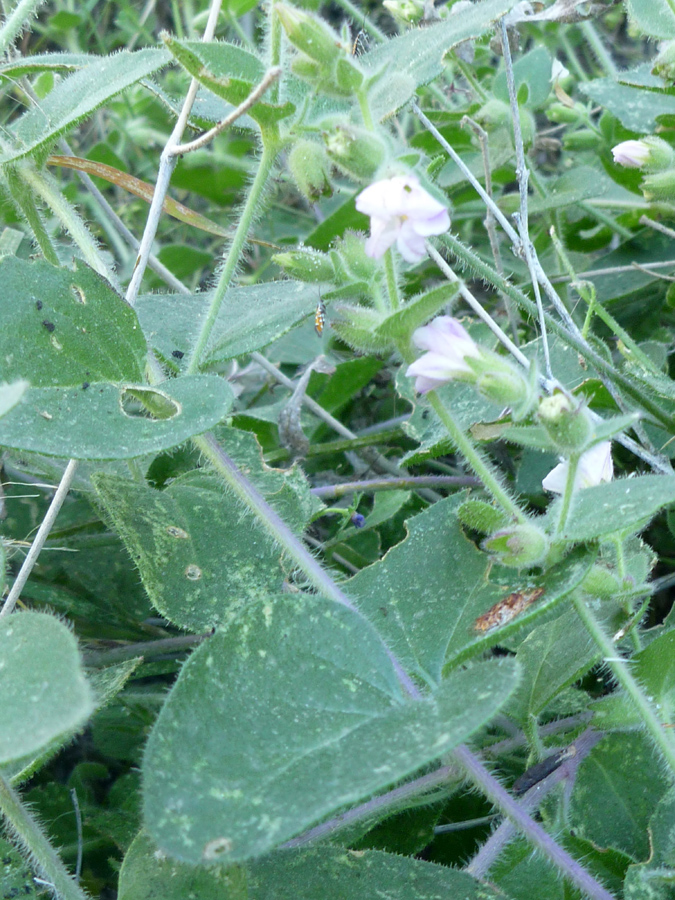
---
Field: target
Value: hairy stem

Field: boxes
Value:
[194,432,421,699]
[186,140,278,373]
[426,391,527,523]
[572,592,675,779]
[0,772,91,900]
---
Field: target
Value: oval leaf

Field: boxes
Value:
[143,594,519,864]
[0,611,93,764]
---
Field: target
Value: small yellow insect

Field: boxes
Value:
[314,299,326,337]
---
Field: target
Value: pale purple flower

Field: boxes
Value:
[406,316,480,393]
[611,140,651,168]
[542,441,614,494]
[355,175,450,263]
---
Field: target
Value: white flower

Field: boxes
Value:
[405,316,480,393]
[550,59,569,82]
[611,140,651,168]
[355,175,450,263]
[542,441,614,494]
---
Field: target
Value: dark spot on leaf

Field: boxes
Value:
[172,349,184,359]
[42,320,55,332]
[82,382,90,390]
[35,300,43,310]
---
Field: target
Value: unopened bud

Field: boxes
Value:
[276,4,345,65]
[332,231,378,282]
[547,103,584,125]
[482,523,549,568]
[538,391,593,453]
[273,248,335,283]
[324,125,386,181]
[612,137,674,172]
[468,354,536,420]
[653,40,675,83]
[287,140,332,202]
[383,0,424,26]
[581,564,622,600]
[563,129,601,151]
[642,168,675,202]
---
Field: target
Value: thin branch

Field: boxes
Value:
[310,475,479,500]
[500,18,551,379]
[460,114,520,341]
[550,258,675,284]
[124,0,224,307]
[466,729,604,880]
[0,460,78,618]
[412,101,521,247]
[195,432,422,700]
[168,66,282,156]
[454,744,616,900]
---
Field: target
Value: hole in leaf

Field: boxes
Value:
[185,564,202,581]
[120,387,180,420]
[71,284,87,304]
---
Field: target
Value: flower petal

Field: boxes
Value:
[364,215,400,259]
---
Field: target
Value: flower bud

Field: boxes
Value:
[653,40,675,82]
[475,99,511,131]
[538,391,593,453]
[641,168,675,202]
[273,248,335,283]
[482,523,549,569]
[473,360,536,420]
[612,137,674,172]
[563,129,601,151]
[287,139,333,202]
[324,125,386,181]
[581,564,622,600]
[332,231,379,282]
[383,0,425,27]
[276,4,345,65]
[547,103,584,125]
[331,303,393,354]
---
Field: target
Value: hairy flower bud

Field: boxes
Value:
[538,391,593,454]
[273,248,335,283]
[287,140,333,202]
[612,137,674,172]
[482,523,550,569]
[276,4,344,65]
[324,125,386,182]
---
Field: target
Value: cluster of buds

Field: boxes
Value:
[276,3,365,98]
[612,137,675,202]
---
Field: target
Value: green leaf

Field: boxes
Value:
[348,495,594,680]
[506,609,598,723]
[2,49,171,164]
[0,837,39,900]
[374,283,459,343]
[93,454,316,631]
[0,380,28,418]
[120,834,511,900]
[527,166,610,214]
[579,78,675,133]
[362,0,520,120]
[136,281,318,366]
[162,38,294,127]
[0,612,93,764]
[493,46,553,110]
[625,0,675,38]
[143,593,519,863]
[0,258,145,386]
[569,732,667,860]
[0,375,234,459]
[0,51,94,78]
[592,627,675,729]
[559,475,675,542]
